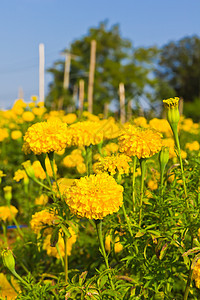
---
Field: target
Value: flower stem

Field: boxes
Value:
[138,158,146,227]
[122,204,133,238]
[8,205,24,238]
[172,126,188,199]
[95,219,117,298]
[64,234,68,283]
[183,237,194,300]
[132,156,137,212]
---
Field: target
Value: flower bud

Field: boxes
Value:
[1,249,16,274]
[22,160,36,179]
[159,147,169,171]
[3,186,12,203]
[163,97,180,127]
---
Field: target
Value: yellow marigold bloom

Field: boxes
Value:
[13,99,27,108]
[11,130,22,140]
[83,111,100,122]
[43,227,77,258]
[55,148,65,156]
[31,95,38,102]
[23,118,70,155]
[133,117,148,128]
[63,149,84,168]
[0,128,9,142]
[28,102,35,108]
[30,209,58,235]
[52,178,75,198]
[149,118,172,136]
[76,163,86,174]
[162,138,176,159]
[37,101,44,107]
[163,97,179,108]
[22,111,35,122]
[185,141,200,151]
[119,125,162,159]
[147,180,158,191]
[32,107,46,116]
[192,257,200,289]
[65,173,123,220]
[32,158,57,180]
[99,118,121,139]
[105,234,123,253]
[0,206,18,222]
[0,170,6,178]
[67,121,103,147]
[62,113,77,124]
[101,143,119,156]
[94,154,131,175]
[35,194,48,205]
[0,273,20,300]
[13,169,28,182]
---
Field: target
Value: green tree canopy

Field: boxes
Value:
[155,35,200,102]
[46,21,158,115]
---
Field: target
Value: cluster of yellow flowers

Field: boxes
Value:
[119,125,163,159]
[30,209,58,235]
[185,141,200,151]
[23,118,70,155]
[13,169,28,182]
[0,205,18,222]
[65,173,124,219]
[94,154,131,175]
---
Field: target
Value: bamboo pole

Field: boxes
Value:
[88,40,96,113]
[119,82,126,124]
[79,79,84,114]
[63,53,71,89]
[39,43,45,102]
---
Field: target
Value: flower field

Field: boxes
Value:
[0,97,200,299]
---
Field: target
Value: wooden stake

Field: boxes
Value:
[79,79,84,114]
[63,53,71,89]
[39,43,45,102]
[104,102,109,119]
[18,87,24,99]
[119,83,126,124]
[127,100,132,121]
[88,40,96,113]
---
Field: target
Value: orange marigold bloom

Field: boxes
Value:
[119,125,162,159]
[23,118,70,155]
[64,173,123,220]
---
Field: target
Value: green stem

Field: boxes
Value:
[132,156,137,212]
[138,158,146,227]
[172,126,188,199]
[2,223,8,246]
[64,234,68,283]
[48,152,62,200]
[160,169,164,199]
[122,204,133,238]
[56,243,64,267]
[8,205,24,238]
[95,219,117,298]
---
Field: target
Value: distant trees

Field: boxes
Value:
[46,21,158,114]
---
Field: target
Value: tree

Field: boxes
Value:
[46,21,158,115]
[155,35,200,102]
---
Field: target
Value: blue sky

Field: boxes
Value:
[1,0,200,108]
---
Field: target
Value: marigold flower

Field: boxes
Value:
[185,141,200,151]
[30,209,58,235]
[0,206,18,222]
[149,118,172,136]
[13,169,28,182]
[52,178,75,198]
[35,194,48,205]
[43,227,77,258]
[163,97,180,127]
[62,113,77,124]
[192,257,200,288]
[67,121,103,147]
[32,158,57,180]
[105,232,123,253]
[11,130,22,140]
[101,143,119,156]
[119,125,162,159]
[65,173,123,219]
[63,149,84,168]
[23,118,70,155]
[0,273,20,299]
[0,170,6,178]
[22,111,35,122]
[133,117,148,128]
[94,154,131,175]
[0,128,9,142]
